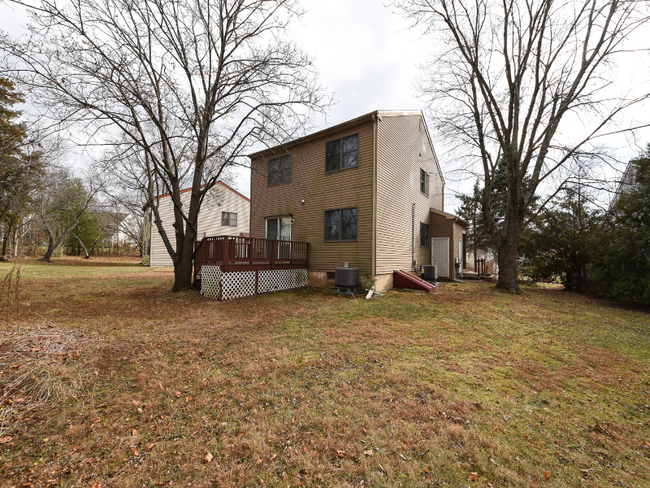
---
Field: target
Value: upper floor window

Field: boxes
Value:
[222,212,237,226]
[268,155,291,186]
[324,208,358,241]
[420,168,429,197]
[326,134,359,172]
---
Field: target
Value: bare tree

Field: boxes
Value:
[398,0,650,291]
[4,0,327,290]
[34,167,100,261]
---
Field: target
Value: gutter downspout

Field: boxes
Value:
[412,202,416,272]
[372,113,378,281]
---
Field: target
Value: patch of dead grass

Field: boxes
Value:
[0,324,99,438]
[0,259,649,487]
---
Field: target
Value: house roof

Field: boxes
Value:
[249,110,424,158]
[248,109,445,188]
[430,208,468,228]
[143,181,250,211]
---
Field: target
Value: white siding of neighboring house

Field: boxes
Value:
[115,214,140,246]
[148,183,250,267]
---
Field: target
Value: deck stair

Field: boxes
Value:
[393,270,436,294]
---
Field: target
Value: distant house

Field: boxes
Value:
[101,212,138,248]
[611,159,643,211]
[248,110,467,290]
[143,182,250,267]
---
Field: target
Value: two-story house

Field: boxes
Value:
[249,111,466,291]
[143,181,250,267]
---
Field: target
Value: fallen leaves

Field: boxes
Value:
[205,451,214,463]
[0,436,13,444]
[468,472,479,481]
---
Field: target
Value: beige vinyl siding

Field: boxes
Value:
[149,183,250,267]
[250,119,375,274]
[375,114,444,275]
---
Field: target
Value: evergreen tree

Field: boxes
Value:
[519,187,601,291]
[0,78,44,260]
[457,180,491,269]
[590,149,650,304]
[457,157,537,267]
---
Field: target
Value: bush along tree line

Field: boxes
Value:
[459,146,650,304]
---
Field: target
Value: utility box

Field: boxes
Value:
[421,265,437,282]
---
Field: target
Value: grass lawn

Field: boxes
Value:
[0,257,649,487]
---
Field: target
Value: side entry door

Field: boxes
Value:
[431,237,449,278]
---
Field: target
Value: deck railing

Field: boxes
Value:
[194,235,309,283]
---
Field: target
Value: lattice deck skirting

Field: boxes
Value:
[200,266,308,300]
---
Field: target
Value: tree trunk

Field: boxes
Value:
[86,233,102,259]
[495,201,523,293]
[496,232,521,292]
[172,227,196,292]
[0,226,12,262]
[73,234,92,259]
[40,235,57,262]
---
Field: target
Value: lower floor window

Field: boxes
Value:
[222,212,237,226]
[324,208,357,241]
[420,222,430,247]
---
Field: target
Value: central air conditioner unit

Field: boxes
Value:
[421,265,437,282]
[334,267,360,296]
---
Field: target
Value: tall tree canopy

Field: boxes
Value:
[0,78,44,260]
[4,0,327,290]
[399,0,650,291]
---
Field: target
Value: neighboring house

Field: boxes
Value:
[102,212,138,247]
[115,213,141,248]
[610,159,642,211]
[143,182,250,267]
[249,110,467,291]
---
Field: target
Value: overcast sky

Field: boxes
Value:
[232,0,432,203]
[2,0,649,212]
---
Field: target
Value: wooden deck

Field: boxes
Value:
[193,236,309,284]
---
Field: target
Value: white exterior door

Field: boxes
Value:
[431,237,449,278]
